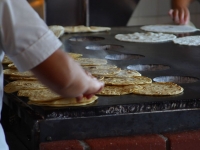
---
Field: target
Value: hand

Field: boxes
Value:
[168,7,190,25]
[31,49,104,101]
[76,72,104,101]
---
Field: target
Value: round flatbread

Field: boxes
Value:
[4,80,47,93]
[2,55,12,64]
[97,85,142,95]
[67,52,83,59]
[140,25,199,33]
[28,96,98,107]
[49,25,65,38]
[9,76,38,81]
[132,82,184,96]
[173,35,200,46]
[7,63,17,69]
[76,58,107,66]
[88,68,121,76]
[83,64,117,70]
[18,89,62,101]
[103,76,151,85]
[3,69,34,77]
[89,26,111,32]
[64,25,111,33]
[105,69,141,77]
[115,32,176,43]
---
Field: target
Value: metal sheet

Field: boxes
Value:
[4,26,200,148]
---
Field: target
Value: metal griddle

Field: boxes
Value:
[4,26,200,150]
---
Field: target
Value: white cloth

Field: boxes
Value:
[0,0,62,149]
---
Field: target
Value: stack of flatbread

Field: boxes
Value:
[3,79,98,107]
[2,55,13,64]
[77,57,183,96]
[3,53,99,107]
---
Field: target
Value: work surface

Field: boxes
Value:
[4,26,200,147]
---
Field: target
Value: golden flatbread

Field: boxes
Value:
[2,55,12,64]
[83,64,117,70]
[103,76,152,85]
[3,69,34,77]
[89,68,121,76]
[97,85,142,95]
[18,89,62,102]
[105,69,141,77]
[4,80,47,93]
[92,75,104,81]
[9,76,38,81]
[132,82,184,96]
[67,52,83,59]
[7,63,17,69]
[28,96,98,107]
[76,58,107,66]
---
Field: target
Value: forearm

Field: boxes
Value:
[171,0,193,8]
[31,49,102,98]
[31,50,84,97]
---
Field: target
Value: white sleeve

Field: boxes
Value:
[0,0,62,72]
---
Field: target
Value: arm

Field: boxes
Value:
[169,0,193,25]
[31,49,104,100]
[0,0,103,100]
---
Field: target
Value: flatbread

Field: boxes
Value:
[4,80,47,93]
[76,58,107,66]
[49,25,65,38]
[88,68,121,76]
[64,25,111,33]
[28,96,98,107]
[105,69,141,77]
[115,32,176,43]
[18,89,62,101]
[3,69,34,77]
[7,63,17,69]
[89,26,111,32]
[103,76,151,85]
[92,75,104,81]
[83,64,117,70]
[97,85,142,95]
[67,52,83,59]
[173,36,200,46]
[2,55,12,64]
[132,82,184,96]
[140,24,199,33]
[9,76,38,81]
[103,77,137,85]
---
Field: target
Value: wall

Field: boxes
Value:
[127,0,200,28]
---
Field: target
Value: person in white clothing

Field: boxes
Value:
[0,0,104,149]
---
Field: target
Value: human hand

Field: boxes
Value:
[31,50,104,101]
[76,70,104,101]
[168,7,190,25]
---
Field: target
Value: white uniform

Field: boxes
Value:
[0,0,62,149]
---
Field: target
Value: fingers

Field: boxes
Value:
[169,8,190,25]
[76,72,104,101]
